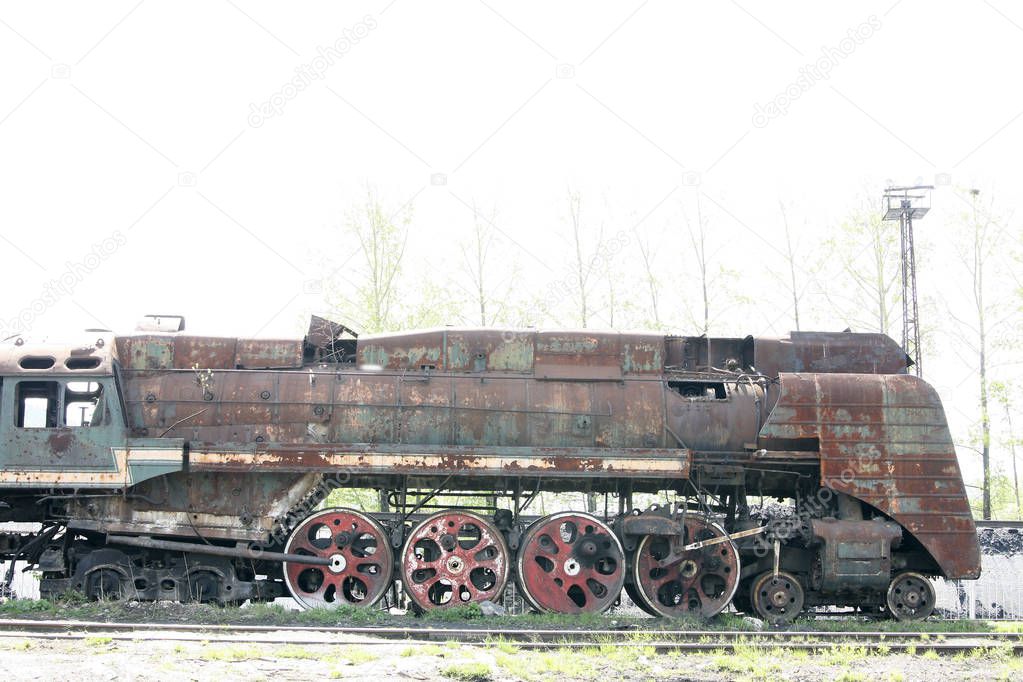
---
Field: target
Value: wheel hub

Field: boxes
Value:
[679,559,698,579]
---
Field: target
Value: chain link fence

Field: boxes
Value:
[934,554,1023,620]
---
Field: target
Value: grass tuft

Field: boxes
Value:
[84,636,113,647]
[441,662,493,682]
[421,604,484,621]
[342,647,379,665]
[401,644,448,657]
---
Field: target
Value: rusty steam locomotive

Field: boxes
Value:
[0,315,979,621]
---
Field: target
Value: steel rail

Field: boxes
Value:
[1,618,1022,649]
[0,629,1019,654]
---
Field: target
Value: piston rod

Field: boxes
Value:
[106,535,332,566]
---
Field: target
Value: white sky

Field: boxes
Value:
[1,1,1021,492]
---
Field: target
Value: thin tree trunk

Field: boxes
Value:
[637,238,661,328]
[780,202,801,331]
[1006,404,1021,520]
[973,195,992,520]
[569,193,589,328]
[981,338,991,519]
[696,196,709,334]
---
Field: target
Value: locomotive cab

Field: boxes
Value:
[0,336,125,478]
[1,374,122,468]
[0,334,184,492]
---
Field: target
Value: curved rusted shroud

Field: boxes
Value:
[760,373,980,579]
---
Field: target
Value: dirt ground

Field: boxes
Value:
[1,634,1021,682]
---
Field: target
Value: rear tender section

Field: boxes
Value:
[760,372,980,579]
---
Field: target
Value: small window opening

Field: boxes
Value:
[19,356,55,370]
[65,381,105,427]
[66,356,102,370]
[668,381,727,400]
[16,381,60,428]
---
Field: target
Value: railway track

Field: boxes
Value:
[0,618,1021,654]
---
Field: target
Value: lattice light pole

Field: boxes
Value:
[882,185,932,377]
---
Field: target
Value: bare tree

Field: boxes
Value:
[675,194,748,337]
[991,381,1021,520]
[457,202,519,327]
[823,198,902,335]
[779,201,802,331]
[683,197,711,335]
[604,262,618,328]
[636,232,662,329]
[332,188,412,333]
[565,189,605,329]
[947,189,1016,519]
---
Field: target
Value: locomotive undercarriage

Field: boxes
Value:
[1,458,941,622]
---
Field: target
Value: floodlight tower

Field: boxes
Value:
[882,185,932,377]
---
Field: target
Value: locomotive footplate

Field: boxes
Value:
[188,444,692,480]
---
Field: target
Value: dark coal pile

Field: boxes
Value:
[977,527,1023,555]
[749,502,797,522]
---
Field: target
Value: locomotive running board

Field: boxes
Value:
[186,443,692,479]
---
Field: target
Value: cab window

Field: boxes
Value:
[14,379,107,428]
[65,381,105,426]
[15,381,60,428]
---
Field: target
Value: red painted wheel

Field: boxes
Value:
[283,508,393,610]
[401,510,509,611]
[516,512,625,614]
[632,517,740,618]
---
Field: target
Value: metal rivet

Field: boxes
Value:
[203,391,215,401]
[145,393,156,403]
[313,405,325,416]
[260,390,271,400]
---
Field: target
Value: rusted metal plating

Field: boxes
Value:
[760,372,980,579]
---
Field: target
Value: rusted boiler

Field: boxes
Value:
[0,315,979,621]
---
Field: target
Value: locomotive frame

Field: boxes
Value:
[0,315,980,621]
